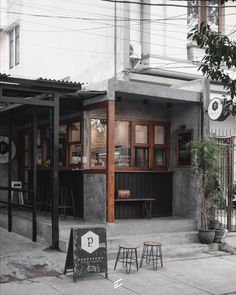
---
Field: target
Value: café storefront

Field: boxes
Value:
[0,74,209,249]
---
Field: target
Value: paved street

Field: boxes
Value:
[1,227,236,295]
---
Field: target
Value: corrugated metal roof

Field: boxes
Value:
[37,77,83,86]
[0,73,83,87]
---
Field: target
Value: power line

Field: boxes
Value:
[102,0,236,8]
[0,9,189,22]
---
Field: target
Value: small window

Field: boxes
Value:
[9,30,14,68]
[154,148,166,167]
[69,144,82,165]
[68,121,82,167]
[9,26,20,68]
[115,121,131,167]
[135,125,148,144]
[90,118,107,167]
[154,125,166,145]
[135,147,149,168]
[177,130,193,167]
[15,26,20,65]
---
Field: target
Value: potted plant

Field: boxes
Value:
[187,139,222,244]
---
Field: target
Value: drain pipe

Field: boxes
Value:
[200,92,204,139]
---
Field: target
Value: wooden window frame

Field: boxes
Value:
[89,116,107,170]
[67,121,82,168]
[116,120,170,172]
[34,118,82,169]
[176,129,193,168]
[152,123,170,170]
[115,120,131,168]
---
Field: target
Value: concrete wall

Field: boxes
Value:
[83,173,106,223]
[170,103,201,226]
[116,98,170,121]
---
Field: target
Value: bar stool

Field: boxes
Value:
[114,244,139,274]
[26,184,47,212]
[36,184,47,212]
[140,241,163,270]
[58,186,76,218]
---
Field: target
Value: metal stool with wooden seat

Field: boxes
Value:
[114,244,139,274]
[140,241,163,270]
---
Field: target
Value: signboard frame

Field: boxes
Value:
[64,227,108,282]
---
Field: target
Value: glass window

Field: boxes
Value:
[15,26,20,65]
[135,147,149,168]
[115,121,131,167]
[187,0,198,28]
[9,30,14,68]
[69,144,82,165]
[24,134,29,150]
[37,129,41,146]
[135,125,148,144]
[154,148,166,167]
[37,148,42,165]
[208,0,219,32]
[154,126,166,145]
[59,124,67,135]
[24,151,31,168]
[177,131,192,167]
[70,122,81,142]
[91,119,107,167]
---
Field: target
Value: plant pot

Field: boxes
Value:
[209,219,220,230]
[214,228,225,243]
[198,229,216,244]
[218,222,224,229]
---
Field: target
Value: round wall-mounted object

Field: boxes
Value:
[208,97,229,121]
[0,136,16,164]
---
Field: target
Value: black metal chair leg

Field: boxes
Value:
[135,248,139,271]
[140,244,146,268]
[159,245,163,267]
[114,246,121,270]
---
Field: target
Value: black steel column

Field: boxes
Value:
[32,107,37,242]
[51,95,59,249]
[8,115,13,232]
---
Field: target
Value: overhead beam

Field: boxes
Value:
[111,79,201,103]
[0,96,55,107]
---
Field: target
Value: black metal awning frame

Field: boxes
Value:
[0,77,82,250]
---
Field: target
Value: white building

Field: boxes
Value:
[0,0,235,134]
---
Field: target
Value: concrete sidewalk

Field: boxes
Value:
[1,227,236,295]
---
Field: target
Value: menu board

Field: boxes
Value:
[64,227,108,282]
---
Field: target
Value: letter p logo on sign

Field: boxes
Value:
[81,231,99,254]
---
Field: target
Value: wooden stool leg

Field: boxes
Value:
[114,246,121,270]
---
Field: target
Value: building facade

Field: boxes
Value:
[0,1,235,246]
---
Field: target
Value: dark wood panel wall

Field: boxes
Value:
[115,172,173,219]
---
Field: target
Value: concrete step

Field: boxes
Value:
[106,218,197,237]
[106,231,199,251]
[58,231,200,253]
[107,243,210,260]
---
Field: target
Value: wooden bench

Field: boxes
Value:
[114,198,155,219]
